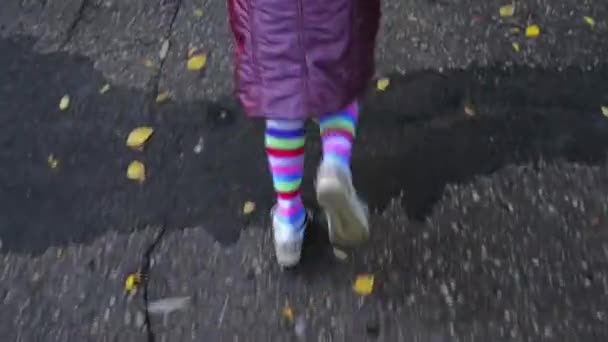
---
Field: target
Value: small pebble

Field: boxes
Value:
[193,137,204,154]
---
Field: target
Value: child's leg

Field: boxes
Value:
[316,101,369,246]
[319,101,358,171]
[265,119,307,230]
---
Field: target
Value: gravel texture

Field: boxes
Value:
[1,0,608,340]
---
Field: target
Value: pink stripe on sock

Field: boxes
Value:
[268,154,304,167]
[321,128,354,141]
[270,163,302,174]
[324,143,351,156]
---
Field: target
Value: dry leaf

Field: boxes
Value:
[510,27,521,34]
[282,304,295,323]
[376,78,390,91]
[59,95,70,111]
[143,59,155,68]
[601,106,608,117]
[464,104,476,116]
[499,4,515,18]
[353,274,375,296]
[584,16,595,28]
[155,91,171,104]
[126,127,154,150]
[127,161,146,182]
[188,48,198,58]
[194,9,204,17]
[125,272,141,292]
[333,247,348,261]
[159,39,170,61]
[148,297,191,315]
[243,201,256,215]
[99,84,110,94]
[187,54,207,71]
[525,25,540,38]
[512,42,520,52]
[47,154,59,169]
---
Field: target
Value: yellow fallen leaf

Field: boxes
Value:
[243,201,256,215]
[47,154,59,169]
[512,42,520,52]
[127,161,146,182]
[99,84,110,94]
[59,95,70,111]
[194,9,204,17]
[525,25,540,38]
[584,16,595,28]
[376,78,390,91]
[353,274,375,296]
[187,54,207,71]
[282,304,294,323]
[125,272,142,292]
[126,127,154,150]
[601,106,608,117]
[499,4,515,18]
[155,91,171,104]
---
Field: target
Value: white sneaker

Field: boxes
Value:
[316,161,370,247]
[271,207,309,268]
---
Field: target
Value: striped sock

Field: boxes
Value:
[319,101,359,170]
[265,119,307,230]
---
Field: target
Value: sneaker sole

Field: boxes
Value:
[274,246,301,268]
[316,177,369,247]
[272,209,310,268]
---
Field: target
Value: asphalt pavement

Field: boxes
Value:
[1,0,608,341]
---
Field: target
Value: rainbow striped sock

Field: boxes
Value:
[265,119,307,230]
[319,101,358,170]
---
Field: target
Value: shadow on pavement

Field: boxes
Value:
[355,66,608,220]
[1,36,607,254]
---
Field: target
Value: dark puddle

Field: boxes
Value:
[1,36,607,254]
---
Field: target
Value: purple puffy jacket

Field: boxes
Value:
[228,0,381,119]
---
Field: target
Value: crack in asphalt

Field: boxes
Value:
[140,227,168,342]
[60,0,91,48]
[138,130,180,342]
[139,2,183,340]
[149,0,183,95]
